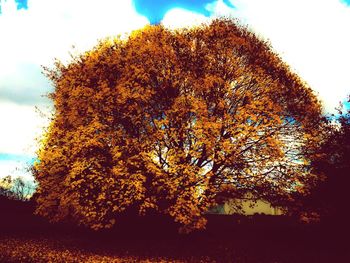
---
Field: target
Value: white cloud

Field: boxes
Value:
[0,0,149,67]
[162,8,208,29]
[0,0,149,106]
[227,0,350,113]
[0,101,49,156]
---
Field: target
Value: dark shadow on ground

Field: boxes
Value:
[0,196,348,262]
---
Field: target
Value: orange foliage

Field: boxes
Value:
[33,19,323,232]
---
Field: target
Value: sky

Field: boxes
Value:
[0,0,349,181]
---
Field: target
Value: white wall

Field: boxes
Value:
[222,198,284,216]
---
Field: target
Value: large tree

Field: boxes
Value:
[33,19,322,232]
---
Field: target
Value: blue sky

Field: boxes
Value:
[133,0,234,24]
[0,0,350,180]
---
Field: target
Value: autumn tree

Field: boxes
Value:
[33,19,323,232]
[298,95,350,224]
[0,176,33,201]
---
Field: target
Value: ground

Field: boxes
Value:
[0,198,347,262]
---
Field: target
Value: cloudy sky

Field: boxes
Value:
[0,0,349,181]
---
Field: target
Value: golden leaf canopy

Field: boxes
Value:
[33,19,323,232]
